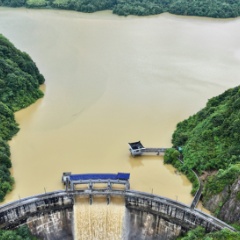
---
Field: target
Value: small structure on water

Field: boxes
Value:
[128,141,146,156]
[128,141,172,157]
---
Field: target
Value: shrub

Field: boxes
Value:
[0,225,38,240]
[176,226,240,240]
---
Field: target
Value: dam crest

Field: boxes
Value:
[0,188,236,240]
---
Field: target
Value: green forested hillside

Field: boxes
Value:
[0,35,44,111]
[169,85,240,231]
[1,0,240,18]
[172,86,240,174]
[0,34,44,201]
[165,86,240,196]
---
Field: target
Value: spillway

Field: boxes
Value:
[74,196,127,240]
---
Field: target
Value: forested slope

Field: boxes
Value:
[169,85,240,230]
[0,34,44,201]
[1,0,240,18]
[172,86,240,174]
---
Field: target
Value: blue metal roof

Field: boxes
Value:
[117,172,130,180]
[69,173,130,181]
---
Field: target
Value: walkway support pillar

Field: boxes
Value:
[89,181,93,190]
[126,182,130,190]
[65,178,69,191]
[71,182,74,191]
[89,194,93,205]
[107,180,111,190]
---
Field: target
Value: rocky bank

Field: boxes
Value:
[203,176,240,224]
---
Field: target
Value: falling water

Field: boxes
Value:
[74,196,128,240]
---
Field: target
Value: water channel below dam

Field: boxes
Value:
[0,7,240,216]
[74,197,127,240]
[73,196,182,240]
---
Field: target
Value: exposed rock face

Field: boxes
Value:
[203,177,240,223]
[218,177,240,223]
[203,185,229,213]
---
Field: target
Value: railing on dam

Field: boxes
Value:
[0,189,237,233]
[177,156,202,210]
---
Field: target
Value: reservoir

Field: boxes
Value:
[0,7,240,208]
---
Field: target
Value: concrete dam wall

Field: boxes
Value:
[0,190,236,240]
[0,192,74,239]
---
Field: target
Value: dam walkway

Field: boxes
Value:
[0,189,237,234]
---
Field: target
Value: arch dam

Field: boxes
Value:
[0,188,236,240]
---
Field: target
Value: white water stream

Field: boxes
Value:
[74,197,127,240]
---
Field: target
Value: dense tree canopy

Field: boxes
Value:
[203,164,240,196]
[176,226,240,240]
[172,86,240,174]
[0,34,44,201]
[1,0,240,18]
[169,85,240,231]
[0,34,44,111]
[0,225,38,240]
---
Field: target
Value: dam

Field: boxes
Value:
[0,184,236,239]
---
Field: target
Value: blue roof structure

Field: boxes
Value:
[69,172,130,181]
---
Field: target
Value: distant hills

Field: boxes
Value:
[1,0,239,18]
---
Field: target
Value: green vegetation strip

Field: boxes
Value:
[176,226,240,240]
[1,0,240,18]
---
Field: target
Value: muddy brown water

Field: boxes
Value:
[0,8,240,213]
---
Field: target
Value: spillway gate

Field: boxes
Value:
[62,172,130,205]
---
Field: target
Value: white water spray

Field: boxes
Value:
[74,196,127,240]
